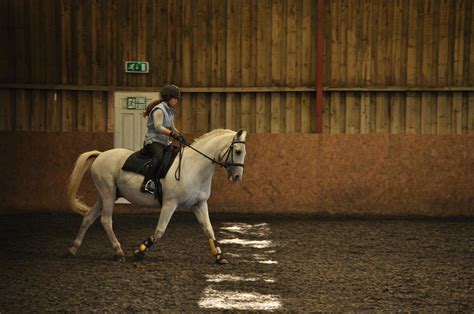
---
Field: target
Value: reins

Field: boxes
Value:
[174,138,245,181]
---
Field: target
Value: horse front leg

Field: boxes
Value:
[193,201,228,264]
[133,201,177,261]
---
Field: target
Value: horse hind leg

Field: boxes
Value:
[100,194,125,261]
[67,198,102,256]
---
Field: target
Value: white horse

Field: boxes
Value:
[66,128,247,264]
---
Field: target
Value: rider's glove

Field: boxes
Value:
[170,131,185,142]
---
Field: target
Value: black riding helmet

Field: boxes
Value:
[160,84,182,101]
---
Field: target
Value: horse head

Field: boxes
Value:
[222,128,247,182]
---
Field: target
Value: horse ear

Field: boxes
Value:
[236,128,247,141]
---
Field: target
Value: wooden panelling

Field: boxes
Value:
[0,0,473,134]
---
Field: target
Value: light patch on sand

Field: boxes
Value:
[220,223,270,237]
[219,238,273,249]
[198,286,281,311]
[258,260,278,264]
[205,274,276,283]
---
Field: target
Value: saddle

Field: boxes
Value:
[122,145,180,205]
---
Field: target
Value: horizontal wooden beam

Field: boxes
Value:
[0,83,473,93]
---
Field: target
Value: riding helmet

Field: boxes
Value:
[160,84,182,100]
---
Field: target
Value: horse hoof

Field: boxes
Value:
[65,247,77,257]
[133,250,145,261]
[114,254,126,262]
[216,258,229,265]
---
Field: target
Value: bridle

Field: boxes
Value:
[175,138,245,180]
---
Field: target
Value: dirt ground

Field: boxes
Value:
[0,212,472,312]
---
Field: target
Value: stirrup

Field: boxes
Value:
[143,180,155,194]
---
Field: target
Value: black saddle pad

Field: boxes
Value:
[122,145,179,179]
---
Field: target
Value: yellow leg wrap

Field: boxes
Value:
[139,243,147,252]
[209,239,218,256]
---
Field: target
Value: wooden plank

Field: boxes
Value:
[210,0,226,86]
[226,1,241,86]
[29,0,42,82]
[468,92,474,134]
[61,90,75,131]
[195,0,209,86]
[405,92,420,134]
[390,92,402,134]
[301,0,312,86]
[60,0,72,84]
[462,92,469,134]
[339,0,348,83]
[375,93,389,133]
[196,93,208,132]
[106,91,114,133]
[361,0,372,84]
[360,92,370,134]
[256,0,270,85]
[301,92,311,133]
[12,0,27,82]
[76,1,91,85]
[256,93,266,133]
[31,90,46,131]
[137,0,147,86]
[44,0,58,83]
[46,90,61,131]
[452,92,462,134]
[210,92,223,130]
[285,92,296,133]
[406,0,418,85]
[92,91,106,132]
[436,92,448,134]
[15,89,30,131]
[346,1,357,85]
[437,0,449,85]
[107,0,118,86]
[241,0,252,86]
[345,92,358,134]
[77,91,92,132]
[330,0,340,84]
[329,92,340,133]
[421,0,433,85]
[286,0,297,87]
[270,93,281,133]
[240,93,252,132]
[225,93,235,129]
[420,92,434,134]
[0,89,12,130]
[182,93,195,133]
[453,0,465,85]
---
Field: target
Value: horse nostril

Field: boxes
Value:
[234,175,240,180]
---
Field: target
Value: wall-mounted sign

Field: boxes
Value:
[125,61,149,73]
[126,96,150,110]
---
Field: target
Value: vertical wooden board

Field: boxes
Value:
[339,0,348,83]
[345,92,359,134]
[240,93,252,132]
[12,0,27,83]
[77,91,92,132]
[92,91,107,132]
[271,0,284,85]
[60,0,72,84]
[405,92,419,134]
[360,0,372,84]
[226,1,241,86]
[196,93,208,132]
[301,0,312,85]
[421,1,433,85]
[210,0,226,86]
[468,92,474,134]
[360,92,370,134]
[436,92,448,134]
[0,89,12,130]
[31,90,46,131]
[329,92,341,134]
[452,92,462,134]
[301,92,311,133]
[346,1,357,85]
[15,89,30,131]
[181,0,192,86]
[420,92,434,134]
[46,91,61,131]
[391,0,404,84]
[241,0,252,86]
[91,0,99,85]
[270,93,281,133]
[453,0,465,85]
[137,0,147,86]
[196,0,210,86]
[462,92,469,134]
[390,92,402,134]
[285,92,296,133]
[256,0,271,85]
[181,93,194,133]
[210,93,223,130]
[107,0,118,86]
[256,93,266,133]
[225,93,235,129]
[77,1,92,85]
[329,0,340,84]
[29,0,41,82]
[61,90,76,132]
[106,91,114,133]
[369,1,380,84]
[406,0,418,85]
[286,0,297,86]
[375,93,389,133]
[44,0,58,83]
[471,1,474,84]
[437,0,449,85]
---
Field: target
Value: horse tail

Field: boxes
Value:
[67,150,102,216]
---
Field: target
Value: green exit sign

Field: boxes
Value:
[125,61,149,73]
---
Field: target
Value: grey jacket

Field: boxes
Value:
[144,102,176,146]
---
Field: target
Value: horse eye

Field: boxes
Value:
[235,150,242,155]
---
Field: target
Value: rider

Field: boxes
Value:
[142,84,185,193]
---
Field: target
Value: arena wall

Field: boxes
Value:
[1,132,472,217]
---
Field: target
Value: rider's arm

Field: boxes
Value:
[152,109,173,136]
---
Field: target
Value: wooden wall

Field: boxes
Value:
[0,0,473,134]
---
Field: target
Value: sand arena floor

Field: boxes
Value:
[0,212,472,311]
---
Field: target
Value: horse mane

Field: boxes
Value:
[192,129,235,143]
